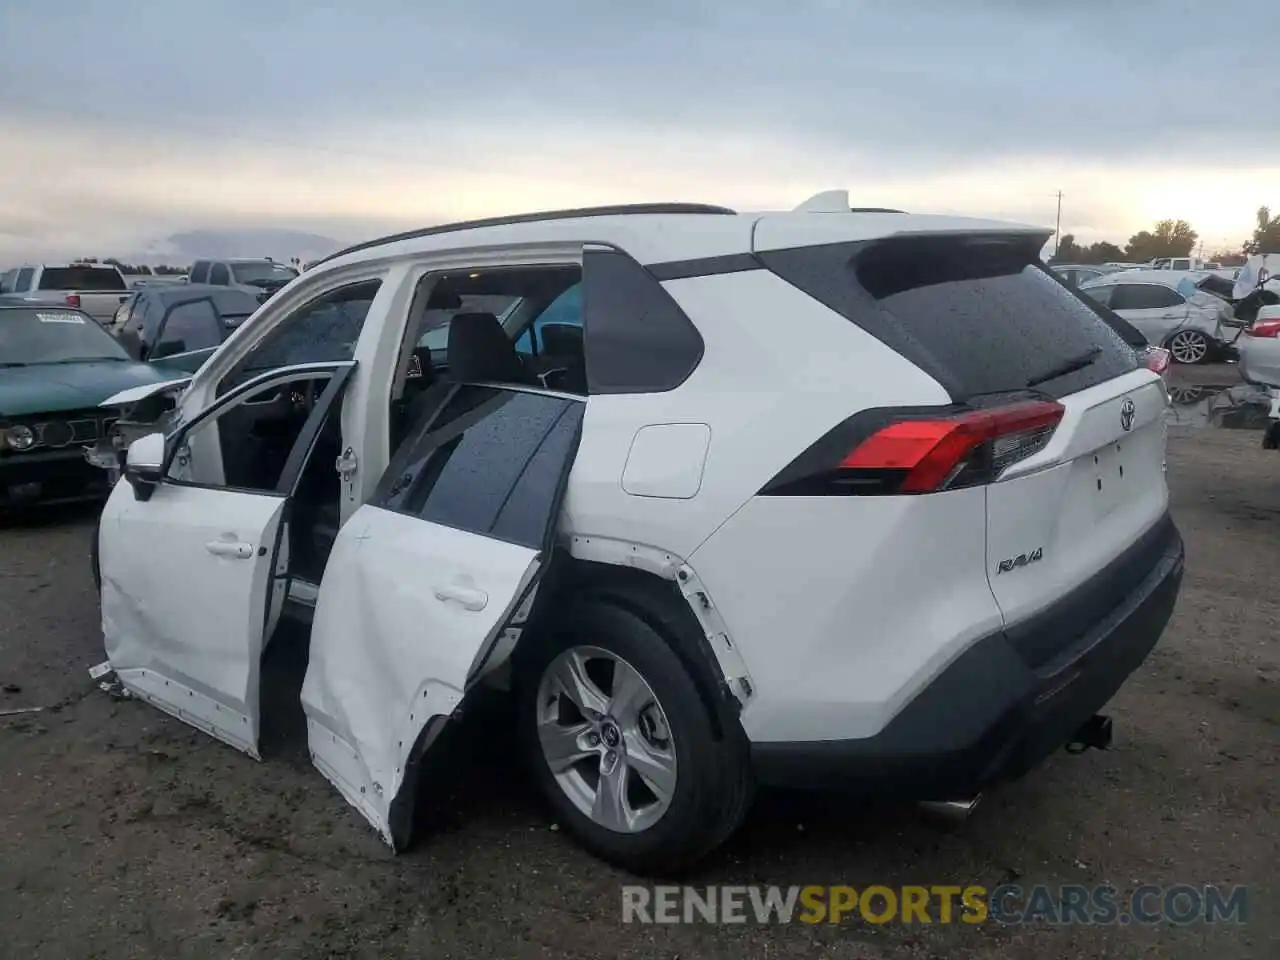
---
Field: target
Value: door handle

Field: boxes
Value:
[205,539,253,559]
[433,583,488,611]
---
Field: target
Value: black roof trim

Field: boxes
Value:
[849,207,906,213]
[314,203,738,268]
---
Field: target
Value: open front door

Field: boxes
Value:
[302,385,584,847]
[99,362,355,757]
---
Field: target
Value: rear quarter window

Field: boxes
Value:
[759,235,1138,401]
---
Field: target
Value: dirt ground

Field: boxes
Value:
[1,366,1276,959]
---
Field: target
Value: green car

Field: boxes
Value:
[0,304,183,508]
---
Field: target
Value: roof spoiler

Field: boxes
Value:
[792,190,905,214]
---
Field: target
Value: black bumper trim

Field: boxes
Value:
[751,512,1184,799]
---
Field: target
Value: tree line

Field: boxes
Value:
[1052,205,1280,265]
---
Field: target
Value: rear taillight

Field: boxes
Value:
[763,400,1065,497]
[65,293,81,308]
[1245,319,1280,339]
[1141,346,1171,375]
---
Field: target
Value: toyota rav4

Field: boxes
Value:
[93,191,1184,874]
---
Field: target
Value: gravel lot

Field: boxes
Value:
[1,366,1276,959]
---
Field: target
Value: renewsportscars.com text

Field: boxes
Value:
[621,884,1249,926]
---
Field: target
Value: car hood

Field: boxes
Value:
[0,361,175,417]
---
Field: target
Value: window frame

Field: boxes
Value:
[163,361,356,497]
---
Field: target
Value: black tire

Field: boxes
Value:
[517,595,752,876]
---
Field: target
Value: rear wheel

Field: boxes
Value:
[1166,329,1212,365]
[517,596,751,875]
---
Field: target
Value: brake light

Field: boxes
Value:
[1245,319,1280,339]
[65,293,81,308]
[762,399,1065,497]
[1141,346,1171,375]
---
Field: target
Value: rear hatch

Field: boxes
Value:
[755,224,1169,649]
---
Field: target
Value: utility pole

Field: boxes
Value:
[1054,191,1063,256]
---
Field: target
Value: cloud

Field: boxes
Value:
[0,0,1276,260]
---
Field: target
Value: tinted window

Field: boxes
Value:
[208,263,231,285]
[37,266,126,291]
[1081,285,1112,307]
[15,268,34,290]
[759,235,1137,401]
[189,261,210,284]
[516,283,582,354]
[1111,284,1184,310]
[582,249,704,394]
[375,387,583,549]
[224,280,381,389]
[230,261,298,284]
[157,300,223,353]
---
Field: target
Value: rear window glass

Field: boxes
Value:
[759,236,1138,401]
[37,266,127,291]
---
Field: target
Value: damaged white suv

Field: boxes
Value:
[93,192,1184,874]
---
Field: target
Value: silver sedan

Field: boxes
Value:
[1079,271,1233,364]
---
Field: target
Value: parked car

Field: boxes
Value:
[187,258,299,304]
[0,263,131,325]
[108,284,260,368]
[1049,263,1109,288]
[92,194,1182,874]
[1079,270,1235,364]
[0,304,177,508]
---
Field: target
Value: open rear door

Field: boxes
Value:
[301,385,584,847]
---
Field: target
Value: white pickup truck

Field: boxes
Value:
[0,263,132,325]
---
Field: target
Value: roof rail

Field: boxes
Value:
[849,207,906,214]
[314,202,738,267]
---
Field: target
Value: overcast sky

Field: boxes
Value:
[1,0,1276,262]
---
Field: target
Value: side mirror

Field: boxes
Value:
[124,432,165,502]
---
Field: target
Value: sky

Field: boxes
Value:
[1,0,1277,263]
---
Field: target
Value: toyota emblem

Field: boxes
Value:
[1120,398,1136,432]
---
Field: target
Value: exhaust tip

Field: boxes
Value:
[918,796,982,823]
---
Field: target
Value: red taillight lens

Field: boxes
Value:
[838,400,1065,494]
[1245,319,1280,338]
[1141,346,1171,375]
[65,293,81,308]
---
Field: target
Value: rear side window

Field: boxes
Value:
[37,266,127,291]
[157,300,223,353]
[374,386,584,549]
[1111,284,1183,310]
[16,267,34,290]
[209,263,231,285]
[189,261,210,283]
[582,249,704,394]
[759,235,1138,401]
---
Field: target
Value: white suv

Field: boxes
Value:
[93,192,1184,874]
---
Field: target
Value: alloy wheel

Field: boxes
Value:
[1168,330,1210,364]
[534,645,678,834]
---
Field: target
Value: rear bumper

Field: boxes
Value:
[751,513,1184,798]
[0,448,111,507]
